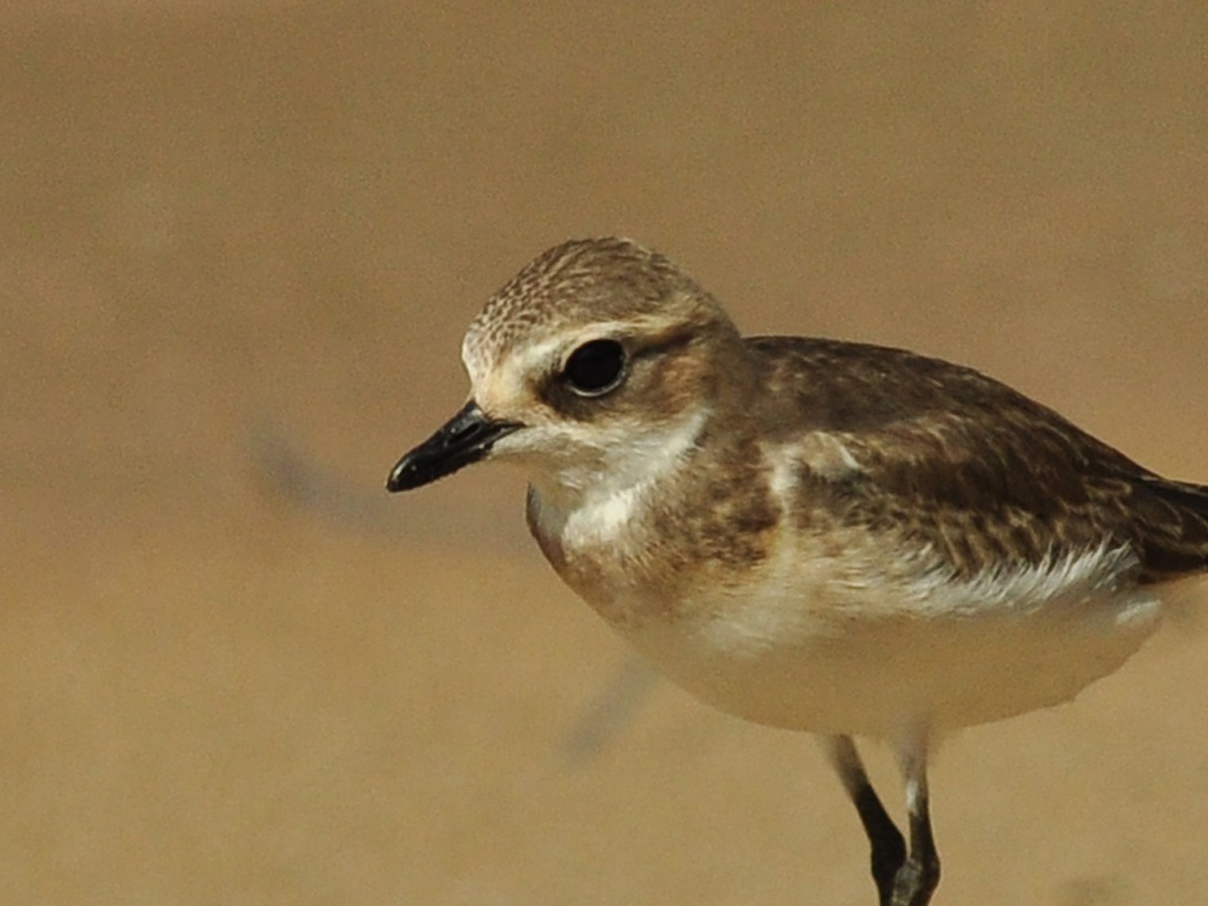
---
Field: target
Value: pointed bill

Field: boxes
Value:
[386,401,522,492]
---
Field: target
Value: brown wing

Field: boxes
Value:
[747,336,1208,584]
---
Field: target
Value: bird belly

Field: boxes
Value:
[609,552,1164,739]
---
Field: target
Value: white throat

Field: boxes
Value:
[532,408,709,551]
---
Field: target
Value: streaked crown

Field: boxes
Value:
[462,238,733,389]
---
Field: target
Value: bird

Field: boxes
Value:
[385,237,1208,906]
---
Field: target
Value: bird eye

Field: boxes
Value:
[562,339,627,397]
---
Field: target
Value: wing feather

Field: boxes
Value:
[747,336,1208,583]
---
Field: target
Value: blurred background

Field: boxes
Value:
[4,2,1208,904]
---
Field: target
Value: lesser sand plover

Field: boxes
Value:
[387,238,1208,906]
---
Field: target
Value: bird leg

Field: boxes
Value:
[888,736,940,906]
[822,735,907,904]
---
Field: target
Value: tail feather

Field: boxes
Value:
[1134,475,1208,582]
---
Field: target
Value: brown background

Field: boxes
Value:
[4,3,1208,904]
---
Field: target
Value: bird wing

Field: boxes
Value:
[747,336,1208,583]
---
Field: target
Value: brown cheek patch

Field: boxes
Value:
[636,345,712,423]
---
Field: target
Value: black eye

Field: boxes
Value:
[562,339,626,397]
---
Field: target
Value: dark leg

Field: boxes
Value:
[889,737,940,906]
[822,736,907,905]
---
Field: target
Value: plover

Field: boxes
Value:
[386,237,1208,906]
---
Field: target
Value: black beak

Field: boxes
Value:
[386,401,522,492]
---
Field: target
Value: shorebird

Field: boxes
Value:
[386,237,1208,906]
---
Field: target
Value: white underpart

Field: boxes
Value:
[704,540,1151,650]
[623,507,1164,738]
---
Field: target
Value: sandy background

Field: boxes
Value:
[4,3,1208,904]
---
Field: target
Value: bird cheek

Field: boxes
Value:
[488,424,570,467]
[485,428,535,461]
